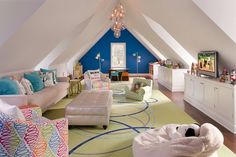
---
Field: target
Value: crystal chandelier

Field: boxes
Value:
[110,3,125,38]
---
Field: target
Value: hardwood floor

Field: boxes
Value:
[156,83,236,154]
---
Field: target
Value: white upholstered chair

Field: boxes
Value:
[124,78,152,101]
[84,69,110,90]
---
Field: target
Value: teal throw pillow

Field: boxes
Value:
[24,72,44,92]
[40,68,57,84]
[0,78,19,95]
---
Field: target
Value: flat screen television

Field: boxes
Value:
[198,51,218,78]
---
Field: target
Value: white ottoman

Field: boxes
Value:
[65,90,113,129]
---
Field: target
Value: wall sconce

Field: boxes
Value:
[95,52,104,71]
[133,52,141,74]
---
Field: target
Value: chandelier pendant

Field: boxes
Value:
[110,3,125,38]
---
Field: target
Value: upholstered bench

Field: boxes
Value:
[65,90,113,129]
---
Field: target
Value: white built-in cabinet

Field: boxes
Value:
[184,74,236,133]
[158,66,188,92]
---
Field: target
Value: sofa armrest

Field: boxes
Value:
[101,74,110,82]
[124,85,130,93]
[0,95,28,107]
[57,77,69,82]
[141,86,152,100]
[84,79,92,90]
[141,86,152,94]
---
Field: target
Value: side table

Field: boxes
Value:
[68,79,82,96]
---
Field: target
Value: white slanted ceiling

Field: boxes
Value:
[0,0,45,47]
[0,0,236,75]
[128,0,236,70]
[0,0,105,74]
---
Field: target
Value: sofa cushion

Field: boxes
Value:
[24,72,44,92]
[92,80,109,90]
[27,86,57,109]
[0,78,19,95]
[54,82,69,91]
[27,82,68,110]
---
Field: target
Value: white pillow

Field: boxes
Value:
[14,80,26,95]
[41,72,54,87]
[21,78,34,95]
[0,99,25,120]
[88,69,100,80]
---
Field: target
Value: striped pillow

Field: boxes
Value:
[14,80,26,95]
[21,78,34,95]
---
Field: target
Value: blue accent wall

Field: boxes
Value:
[79,29,158,73]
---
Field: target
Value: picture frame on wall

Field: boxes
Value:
[111,42,126,69]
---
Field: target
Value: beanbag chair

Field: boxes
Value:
[133,123,224,157]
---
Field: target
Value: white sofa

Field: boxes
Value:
[0,72,69,112]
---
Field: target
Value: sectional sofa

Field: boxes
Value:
[0,71,69,112]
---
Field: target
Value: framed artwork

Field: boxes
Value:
[111,43,126,69]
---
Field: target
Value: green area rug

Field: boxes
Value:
[44,88,236,157]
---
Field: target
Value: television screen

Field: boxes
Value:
[198,52,216,73]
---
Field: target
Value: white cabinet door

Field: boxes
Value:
[185,76,194,98]
[194,80,205,104]
[215,86,234,121]
[158,67,163,82]
[204,83,215,109]
[166,69,172,85]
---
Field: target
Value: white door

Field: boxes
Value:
[215,86,234,121]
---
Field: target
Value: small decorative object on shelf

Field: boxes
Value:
[230,69,236,84]
[191,63,197,75]
[219,67,228,82]
[73,63,83,79]
[165,59,172,68]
